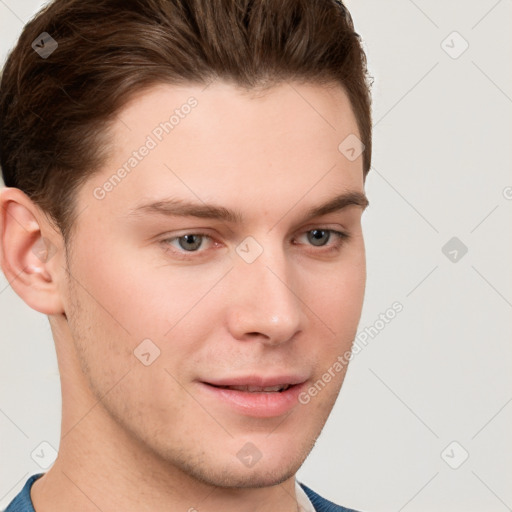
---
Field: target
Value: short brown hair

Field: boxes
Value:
[0,0,372,244]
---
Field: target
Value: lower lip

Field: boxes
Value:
[198,382,306,418]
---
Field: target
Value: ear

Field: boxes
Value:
[0,187,65,315]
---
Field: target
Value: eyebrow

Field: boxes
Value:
[127,191,369,223]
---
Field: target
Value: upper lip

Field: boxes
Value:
[202,374,308,388]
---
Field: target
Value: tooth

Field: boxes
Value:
[264,385,283,392]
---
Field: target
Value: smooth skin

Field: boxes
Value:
[0,80,368,512]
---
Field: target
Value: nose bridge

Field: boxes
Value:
[227,238,304,344]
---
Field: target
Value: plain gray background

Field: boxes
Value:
[1,1,511,511]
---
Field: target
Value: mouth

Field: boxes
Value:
[198,377,308,418]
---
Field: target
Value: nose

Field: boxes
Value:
[225,247,305,346]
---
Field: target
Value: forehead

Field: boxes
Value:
[79,80,364,223]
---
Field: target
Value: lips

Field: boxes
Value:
[198,374,309,418]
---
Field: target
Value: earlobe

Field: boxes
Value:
[0,187,65,315]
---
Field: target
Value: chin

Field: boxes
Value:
[164,439,313,490]
[186,461,300,489]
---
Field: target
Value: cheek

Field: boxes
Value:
[306,252,366,339]
[64,242,157,398]
[66,261,194,428]
[69,238,188,341]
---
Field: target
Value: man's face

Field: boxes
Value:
[61,80,367,487]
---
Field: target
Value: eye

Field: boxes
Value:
[295,229,350,250]
[164,233,212,253]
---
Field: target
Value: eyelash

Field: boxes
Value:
[160,229,351,260]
